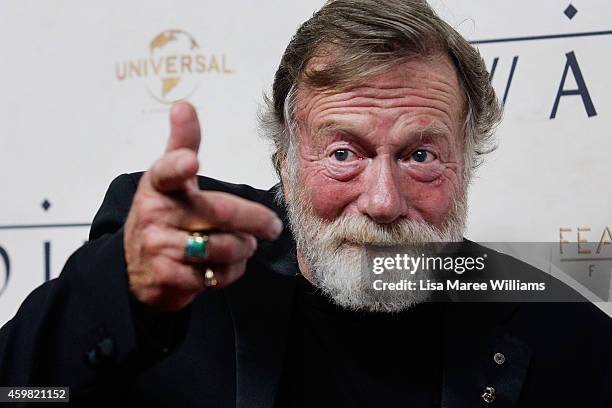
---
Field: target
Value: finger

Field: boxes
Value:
[189,233,257,264]
[166,102,201,153]
[144,229,257,264]
[153,257,204,293]
[153,258,246,294]
[140,257,206,310]
[148,148,199,193]
[144,258,248,310]
[187,190,283,240]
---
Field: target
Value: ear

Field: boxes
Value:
[279,156,290,202]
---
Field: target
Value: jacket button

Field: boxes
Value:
[493,352,505,365]
[84,337,115,368]
[482,386,495,404]
[84,348,99,367]
[97,338,115,358]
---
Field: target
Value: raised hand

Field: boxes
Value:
[123,102,283,311]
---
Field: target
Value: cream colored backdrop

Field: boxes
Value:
[1,0,611,325]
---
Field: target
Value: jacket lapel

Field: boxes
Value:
[225,234,535,407]
[441,303,532,408]
[224,228,298,408]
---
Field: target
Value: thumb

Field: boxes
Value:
[166,101,201,153]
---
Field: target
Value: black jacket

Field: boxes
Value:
[0,173,611,407]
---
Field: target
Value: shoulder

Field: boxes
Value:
[510,301,612,404]
[458,240,612,346]
[510,301,612,347]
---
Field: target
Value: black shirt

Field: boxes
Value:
[275,274,445,407]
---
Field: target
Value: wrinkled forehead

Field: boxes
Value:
[294,52,467,132]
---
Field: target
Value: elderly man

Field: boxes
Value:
[1,0,611,406]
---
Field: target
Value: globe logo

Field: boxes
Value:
[115,29,233,104]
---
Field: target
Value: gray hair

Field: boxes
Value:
[260,0,502,188]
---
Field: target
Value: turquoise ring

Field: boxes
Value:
[185,232,209,262]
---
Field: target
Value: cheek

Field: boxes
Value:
[301,171,361,219]
[400,174,458,226]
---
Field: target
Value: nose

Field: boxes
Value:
[357,157,407,224]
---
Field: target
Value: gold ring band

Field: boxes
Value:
[203,268,218,288]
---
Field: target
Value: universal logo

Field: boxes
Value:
[115,29,233,104]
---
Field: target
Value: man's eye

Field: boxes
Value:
[410,149,436,163]
[332,149,354,162]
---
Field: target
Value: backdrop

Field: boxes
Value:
[1,0,611,325]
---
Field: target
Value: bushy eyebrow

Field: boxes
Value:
[314,120,452,146]
[313,121,379,152]
[314,122,360,140]
[410,121,452,144]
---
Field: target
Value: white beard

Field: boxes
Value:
[282,173,467,313]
